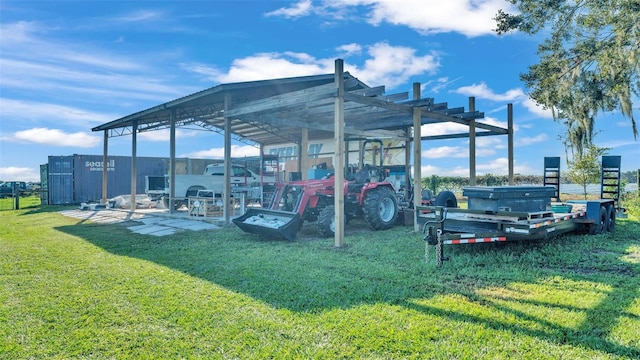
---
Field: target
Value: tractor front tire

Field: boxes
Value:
[317,206,336,237]
[363,187,398,230]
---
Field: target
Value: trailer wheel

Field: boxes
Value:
[317,206,336,237]
[596,205,608,234]
[363,186,398,230]
[435,190,458,208]
[606,205,616,232]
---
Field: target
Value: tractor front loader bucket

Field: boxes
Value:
[232,208,303,241]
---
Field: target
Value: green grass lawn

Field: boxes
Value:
[1,203,639,359]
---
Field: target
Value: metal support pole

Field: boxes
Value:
[300,128,308,180]
[469,97,476,186]
[224,94,232,224]
[169,108,176,213]
[131,120,137,211]
[412,82,422,232]
[508,103,514,185]
[334,59,346,247]
[102,130,108,204]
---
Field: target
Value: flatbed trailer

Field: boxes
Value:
[418,198,616,267]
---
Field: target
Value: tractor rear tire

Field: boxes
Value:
[317,206,336,237]
[363,187,398,230]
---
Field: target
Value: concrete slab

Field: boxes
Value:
[181,222,219,231]
[60,208,220,237]
[148,228,178,236]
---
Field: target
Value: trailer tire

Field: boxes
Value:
[363,186,398,230]
[317,206,336,237]
[596,205,608,234]
[435,190,458,208]
[606,205,616,233]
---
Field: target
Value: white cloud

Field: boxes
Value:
[454,82,526,102]
[112,10,165,23]
[0,21,198,121]
[182,145,260,159]
[266,0,515,37]
[474,136,502,148]
[8,128,101,147]
[353,42,440,87]
[423,76,463,94]
[189,42,440,89]
[336,43,362,57]
[420,164,442,176]
[522,97,554,119]
[265,0,315,18]
[0,98,115,126]
[420,164,469,177]
[518,133,548,146]
[0,166,40,182]
[600,139,640,149]
[0,22,141,71]
[420,122,469,136]
[476,157,535,175]
[422,146,467,159]
[137,129,201,142]
[216,52,333,83]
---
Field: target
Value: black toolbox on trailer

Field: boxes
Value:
[463,186,557,212]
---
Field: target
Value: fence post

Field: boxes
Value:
[14,183,20,210]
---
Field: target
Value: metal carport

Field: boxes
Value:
[92,59,513,246]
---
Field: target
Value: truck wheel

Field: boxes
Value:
[162,196,169,209]
[606,205,616,232]
[435,190,458,208]
[163,197,183,210]
[317,206,336,237]
[363,187,398,230]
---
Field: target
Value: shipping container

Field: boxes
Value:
[44,155,236,205]
[46,155,164,204]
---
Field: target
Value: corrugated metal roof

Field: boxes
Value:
[92,72,498,146]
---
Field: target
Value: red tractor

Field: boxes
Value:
[233,141,399,240]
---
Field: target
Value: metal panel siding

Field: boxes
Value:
[48,156,74,205]
[45,155,171,204]
[72,155,171,203]
[73,155,127,202]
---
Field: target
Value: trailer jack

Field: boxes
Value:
[424,229,449,267]
[422,207,449,267]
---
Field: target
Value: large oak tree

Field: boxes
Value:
[495,0,639,158]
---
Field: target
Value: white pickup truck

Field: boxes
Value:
[145,164,276,208]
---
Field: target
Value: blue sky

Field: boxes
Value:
[1,0,638,183]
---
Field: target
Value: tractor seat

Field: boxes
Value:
[354,167,370,184]
[348,183,366,193]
